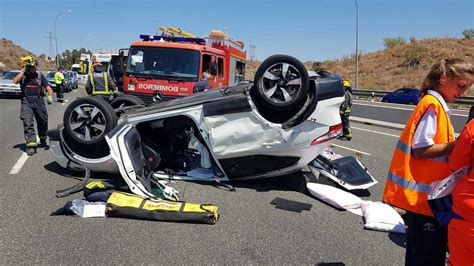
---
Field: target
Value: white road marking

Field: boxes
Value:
[9,152,29,174]
[331,143,371,156]
[352,126,400,138]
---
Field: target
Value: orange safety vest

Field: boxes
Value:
[383,94,455,216]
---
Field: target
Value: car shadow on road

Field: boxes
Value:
[43,161,87,180]
[226,171,371,197]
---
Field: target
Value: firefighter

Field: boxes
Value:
[85,61,118,98]
[193,72,211,93]
[339,80,353,140]
[13,56,54,155]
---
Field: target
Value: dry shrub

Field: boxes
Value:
[403,44,426,68]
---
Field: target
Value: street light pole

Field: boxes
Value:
[354,0,359,90]
[54,9,72,68]
[80,33,92,50]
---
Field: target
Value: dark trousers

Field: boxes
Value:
[20,96,48,145]
[340,112,352,137]
[56,83,63,101]
[404,211,447,266]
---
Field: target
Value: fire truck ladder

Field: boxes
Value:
[159,26,198,38]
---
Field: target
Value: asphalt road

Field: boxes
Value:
[352,99,470,133]
[0,91,407,265]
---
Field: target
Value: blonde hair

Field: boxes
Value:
[421,58,474,96]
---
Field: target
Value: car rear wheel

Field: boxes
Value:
[63,96,117,146]
[110,94,145,109]
[110,94,145,116]
[252,54,309,111]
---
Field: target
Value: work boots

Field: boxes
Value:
[39,138,49,149]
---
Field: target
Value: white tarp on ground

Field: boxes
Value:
[307,182,406,234]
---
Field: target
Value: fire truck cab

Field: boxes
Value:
[123,31,246,103]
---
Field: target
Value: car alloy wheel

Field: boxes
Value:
[253,54,309,111]
[68,104,107,142]
[259,62,303,104]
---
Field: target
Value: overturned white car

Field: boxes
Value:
[48,55,349,197]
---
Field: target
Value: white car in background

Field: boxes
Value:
[0,70,21,97]
[48,55,345,198]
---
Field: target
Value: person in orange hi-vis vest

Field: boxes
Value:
[448,118,474,265]
[382,58,474,266]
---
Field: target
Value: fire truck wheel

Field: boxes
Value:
[63,96,117,146]
[253,54,309,111]
[110,94,145,109]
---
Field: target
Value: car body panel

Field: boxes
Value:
[49,129,120,173]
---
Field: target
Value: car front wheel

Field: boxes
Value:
[63,96,117,146]
[252,54,309,111]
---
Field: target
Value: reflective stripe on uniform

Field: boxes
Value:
[396,140,448,163]
[396,140,411,154]
[430,156,449,163]
[104,72,108,92]
[387,172,431,193]
[89,73,94,89]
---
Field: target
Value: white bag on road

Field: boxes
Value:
[361,201,406,234]
[306,183,363,210]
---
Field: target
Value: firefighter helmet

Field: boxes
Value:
[343,80,351,88]
[21,55,38,66]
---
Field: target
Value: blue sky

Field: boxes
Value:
[0,0,472,62]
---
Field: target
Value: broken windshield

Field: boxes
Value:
[126,46,200,81]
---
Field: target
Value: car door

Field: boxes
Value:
[392,89,404,103]
[107,125,155,198]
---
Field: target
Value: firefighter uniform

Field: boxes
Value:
[54,69,65,102]
[85,62,118,96]
[340,80,353,140]
[19,71,51,149]
[383,92,455,265]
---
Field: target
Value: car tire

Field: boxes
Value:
[382,99,388,103]
[63,96,117,146]
[110,94,145,109]
[408,100,416,105]
[252,54,309,111]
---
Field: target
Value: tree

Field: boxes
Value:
[383,37,406,49]
[58,48,92,70]
[462,29,474,39]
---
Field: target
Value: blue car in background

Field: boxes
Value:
[381,88,421,105]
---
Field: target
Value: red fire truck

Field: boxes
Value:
[122,28,246,102]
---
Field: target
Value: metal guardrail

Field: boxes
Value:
[352,90,474,106]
